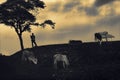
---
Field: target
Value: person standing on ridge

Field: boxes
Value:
[30,33,37,47]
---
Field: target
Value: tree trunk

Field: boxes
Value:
[18,34,24,50]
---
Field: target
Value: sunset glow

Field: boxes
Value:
[0,0,120,55]
[0,0,6,4]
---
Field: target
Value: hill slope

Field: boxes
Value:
[0,41,120,80]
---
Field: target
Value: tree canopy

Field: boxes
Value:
[0,0,55,50]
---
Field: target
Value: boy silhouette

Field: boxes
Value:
[30,33,37,47]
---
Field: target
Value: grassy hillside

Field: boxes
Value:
[0,41,120,80]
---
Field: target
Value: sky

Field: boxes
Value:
[0,0,120,55]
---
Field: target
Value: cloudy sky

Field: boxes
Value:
[0,0,120,55]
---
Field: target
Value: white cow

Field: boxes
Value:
[22,50,38,64]
[95,31,115,45]
[53,54,69,69]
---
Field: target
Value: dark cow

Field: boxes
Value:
[95,33,102,45]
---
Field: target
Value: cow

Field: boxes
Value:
[53,53,69,70]
[22,50,38,64]
[94,31,115,45]
[95,33,102,45]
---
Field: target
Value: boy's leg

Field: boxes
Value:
[34,41,37,46]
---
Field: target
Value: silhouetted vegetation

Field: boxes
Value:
[0,0,55,50]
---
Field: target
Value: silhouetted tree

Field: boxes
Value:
[0,0,55,50]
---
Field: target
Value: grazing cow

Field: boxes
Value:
[22,50,38,64]
[69,40,82,45]
[53,53,69,70]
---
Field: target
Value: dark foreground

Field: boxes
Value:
[0,41,120,80]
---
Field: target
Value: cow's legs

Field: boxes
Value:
[63,61,66,69]
[54,61,57,69]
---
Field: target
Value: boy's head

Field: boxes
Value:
[32,33,34,35]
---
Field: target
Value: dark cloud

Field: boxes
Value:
[49,3,62,12]
[63,0,80,12]
[48,0,80,13]
[95,0,114,7]
[96,15,120,27]
[77,6,84,11]
[77,6,99,16]
[85,7,98,16]
[49,0,99,16]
